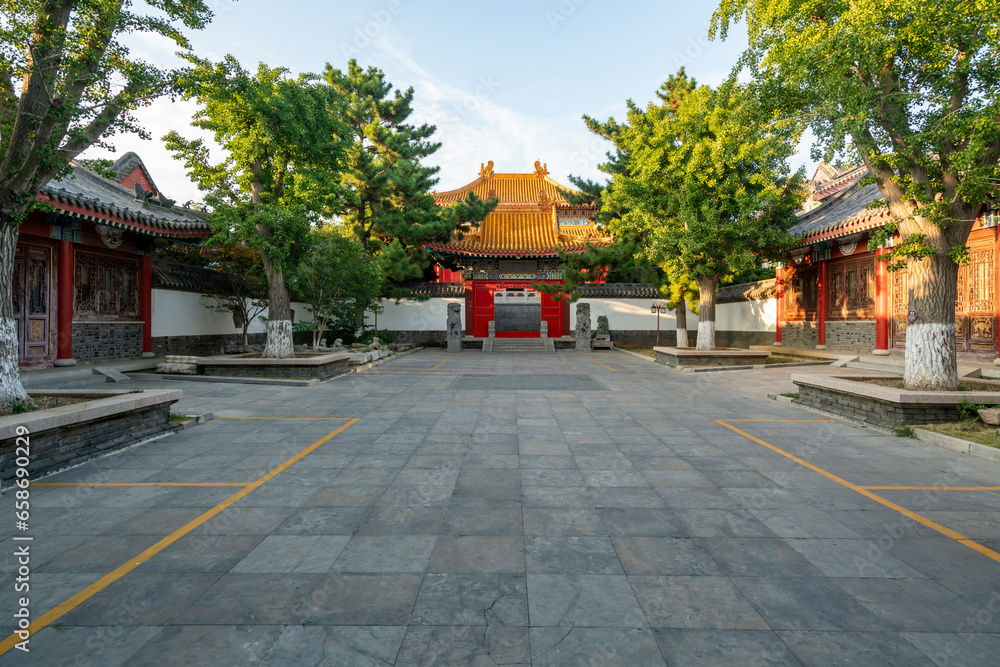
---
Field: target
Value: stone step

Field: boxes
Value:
[92,366,132,382]
[490,339,548,353]
[855,355,905,367]
[845,360,904,375]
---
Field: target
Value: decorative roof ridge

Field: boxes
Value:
[717,279,776,303]
[111,151,160,193]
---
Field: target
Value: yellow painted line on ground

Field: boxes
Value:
[34,482,248,487]
[0,417,359,657]
[716,419,1000,566]
[430,356,454,371]
[725,419,842,422]
[218,416,353,420]
[861,486,1000,491]
[585,356,616,371]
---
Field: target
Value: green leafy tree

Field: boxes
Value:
[0,0,215,414]
[164,55,350,358]
[540,99,702,345]
[712,0,1000,389]
[321,60,495,298]
[294,226,383,351]
[607,74,804,350]
[199,242,268,347]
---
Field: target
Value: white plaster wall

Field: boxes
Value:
[715,299,776,332]
[575,298,775,332]
[152,289,312,337]
[363,298,464,331]
[352,296,776,334]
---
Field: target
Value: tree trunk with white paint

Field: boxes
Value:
[675,304,689,348]
[0,222,34,414]
[903,252,959,391]
[259,244,295,359]
[694,274,719,351]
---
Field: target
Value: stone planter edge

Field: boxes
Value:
[0,389,182,440]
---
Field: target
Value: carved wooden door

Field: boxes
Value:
[13,247,24,357]
[23,246,51,359]
[890,269,908,349]
[956,242,996,355]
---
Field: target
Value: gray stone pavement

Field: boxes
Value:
[2,349,1000,665]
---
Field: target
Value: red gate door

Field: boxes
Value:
[540,290,562,338]
[472,284,494,338]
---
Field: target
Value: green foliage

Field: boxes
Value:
[11,401,28,414]
[957,398,987,423]
[0,0,214,224]
[165,55,350,277]
[294,226,383,350]
[322,61,495,294]
[359,329,395,345]
[609,75,804,287]
[893,425,916,438]
[779,392,799,399]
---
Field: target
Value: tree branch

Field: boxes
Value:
[0,0,73,195]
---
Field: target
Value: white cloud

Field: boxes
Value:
[369,32,607,190]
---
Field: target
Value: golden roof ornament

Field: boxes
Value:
[479,160,494,178]
[534,160,549,177]
[538,189,551,207]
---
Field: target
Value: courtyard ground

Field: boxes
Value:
[2,349,1000,665]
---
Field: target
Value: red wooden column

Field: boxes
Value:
[874,246,890,355]
[816,258,828,349]
[54,236,76,366]
[774,265,784,346]
[140,253,154,358]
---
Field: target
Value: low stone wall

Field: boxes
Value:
[198,353,351,380]
[791,374,1000,429]
[654,347,771,368]
[72,322,143,362]
[794,383,961,428]
[0,389,180,487]
[153,332,266,357]
[387,330,448,347]
[385,329,774,349]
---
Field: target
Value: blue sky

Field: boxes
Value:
[86,0,813,203]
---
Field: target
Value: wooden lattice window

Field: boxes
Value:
[829,257,875,319]
[75,251,139,317]
[967,248,994,313]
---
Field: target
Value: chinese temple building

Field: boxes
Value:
[426,161,613,338]
[778,163,998,357]
[15,153,213,369]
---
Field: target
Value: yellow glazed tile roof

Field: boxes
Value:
[429,161,613,257]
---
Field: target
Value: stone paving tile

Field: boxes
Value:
[396,625,531,666]
[524,536,624,575]
[125,625,285,667]
[527,574,646,627]
[731,576,893,632]
[12,350,1000,665]
[409,573,528,626]
[531,627,665,666]
[652,628,800,666]
[632,575,770,629]
[779,630,936,666]
[259,626,407,667]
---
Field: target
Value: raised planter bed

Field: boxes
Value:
[0,388,181,487]
[197,351,351,381]
[790,373,1000,429]
[653,346,771,368]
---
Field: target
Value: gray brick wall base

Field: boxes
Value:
[1,403,175,486]
[72,322,142,362]
[793,383,962,429]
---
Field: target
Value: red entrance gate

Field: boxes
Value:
[465,280,567,338]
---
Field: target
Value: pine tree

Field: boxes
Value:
[322,60,494,298]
